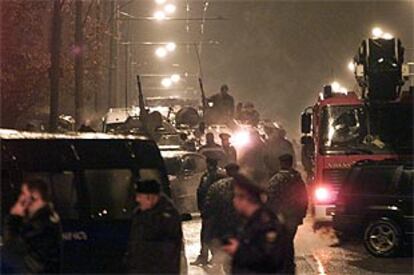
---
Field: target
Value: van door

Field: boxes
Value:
[82,168,135,273]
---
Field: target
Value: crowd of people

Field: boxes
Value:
[191,150,308,274]
[190,84,308,274]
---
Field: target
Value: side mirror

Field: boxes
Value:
[301,111,312,134]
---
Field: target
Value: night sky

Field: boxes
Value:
[125,0,414,137]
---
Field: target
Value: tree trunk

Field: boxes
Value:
[49,0,63,132]
[75,0,83,128]
[107,0,118,109]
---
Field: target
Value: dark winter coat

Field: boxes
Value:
[267,169,308,227]
[2,205,63,273]
[126,195,182,274]
[231,207,287,274]
[197,170,226,216]
[203,177,242,240]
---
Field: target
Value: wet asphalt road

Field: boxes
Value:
[182,216,413,275]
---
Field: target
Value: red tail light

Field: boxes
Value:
[314,186,334,203]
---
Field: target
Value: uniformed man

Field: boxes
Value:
[208,84,235,123]
[198,133,227,163]
[204,164,242,273]
[267,154,308,274]
[198,132,221,154]
[204,165,242,242]
[191,158,226,266]
[2,178,62,273]
[219,133,237,163]
[222,174,287,274]
[126,180,183,274]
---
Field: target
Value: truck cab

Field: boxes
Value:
[301,35,413,226]
[301,89,413,225]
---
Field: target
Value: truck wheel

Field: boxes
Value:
[364,219,402,257]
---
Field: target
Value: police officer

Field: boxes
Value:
[204,165,241,241]
[126,180,182,274]
[267,154,308,274]
[192,158,226,266]
[222,174,287,274]
[198,132,221,154]
[219,133,237,163]
[2,178,62,273]
[204,164,242,273]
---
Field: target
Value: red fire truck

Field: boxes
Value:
[301,36,413,226]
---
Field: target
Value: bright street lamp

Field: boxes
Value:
[372,27,383,38]
[171,74,181,82]
[155,0,166,5]
[153,11,166,21]
[166,42,176,52]
[155,47,167,58]
[161,78,173,88]
[164,3,176,14]
[331,81,340,92]
[383,33,393,40]
[331,81,347,94]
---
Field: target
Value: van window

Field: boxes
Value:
[23,172,79,219]
[84,169,134,220]
[357,167,396,194]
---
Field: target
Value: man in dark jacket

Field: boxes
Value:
[126,180,183,274]
[267,154,308,274]
[191,158,226,266]
[204,164,242,272]
[2,178,62,274]
[204,163,241,242]
[222,174,287,274]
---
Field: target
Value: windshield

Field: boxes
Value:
[320,103,413,155]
